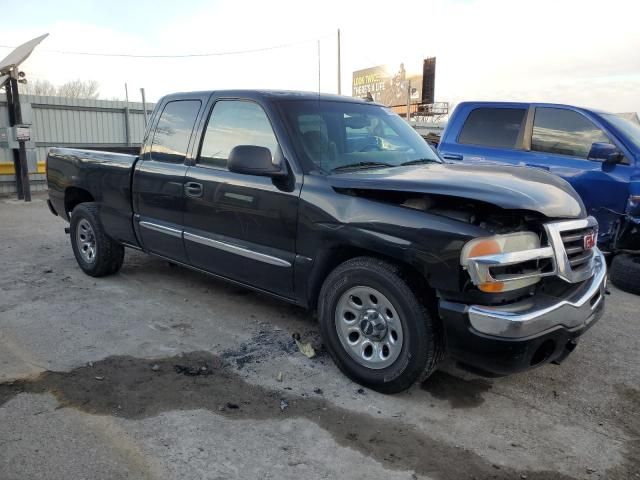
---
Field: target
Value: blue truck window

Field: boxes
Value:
[532,108,610,158]
[198,100,279,169]
[150,100,201,163]
[458,108,526,148]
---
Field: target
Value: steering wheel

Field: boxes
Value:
[360,144,382,152]
[359,137,383,152]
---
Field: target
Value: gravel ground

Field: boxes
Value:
[0,194,638,480]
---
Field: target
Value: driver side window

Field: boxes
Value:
[198,100,279,169]
[531,108,610,159]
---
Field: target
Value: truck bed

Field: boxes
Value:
[46,147,140,246]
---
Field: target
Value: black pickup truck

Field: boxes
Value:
[46,90,606,393]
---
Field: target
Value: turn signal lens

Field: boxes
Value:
[467,239,501,258]
[478,281,505,293]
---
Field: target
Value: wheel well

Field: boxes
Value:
[65,187,94,215]
[308,246,436,312]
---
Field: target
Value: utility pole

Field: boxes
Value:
[337,29,341,95]
[140,87,148,126]
[406,80,412,125]
[124,83,131,147]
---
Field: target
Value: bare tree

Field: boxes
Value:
[56,79,100,99]
[18,78,100,98]
[19,79,57,96]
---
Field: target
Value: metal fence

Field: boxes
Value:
[0,94,153,194]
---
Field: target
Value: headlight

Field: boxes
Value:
[460,232,544,293]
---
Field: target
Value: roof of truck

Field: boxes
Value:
[163,89,378,105]
[455,100,611,115]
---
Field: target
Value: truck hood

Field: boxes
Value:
[327,163,586,219]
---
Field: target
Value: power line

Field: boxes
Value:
[0,36,330,59]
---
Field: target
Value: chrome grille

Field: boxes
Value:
[561,226,596,270]
[544,217,599,284]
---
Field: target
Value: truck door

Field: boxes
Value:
[438,105,529,165]
[132,98,204,262]
[523,106,633,240]
[182,98,299,298]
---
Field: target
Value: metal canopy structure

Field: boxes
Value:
[0,34,48,202]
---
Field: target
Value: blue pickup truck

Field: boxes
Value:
[439,102,640,294]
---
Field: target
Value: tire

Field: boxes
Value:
[318,256,443,394]
[610,254,640,295]
[70,202,124,277]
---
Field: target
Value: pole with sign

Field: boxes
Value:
[8,73,31,201]
[0,33,48,202]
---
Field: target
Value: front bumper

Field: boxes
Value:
[439,249,606,375]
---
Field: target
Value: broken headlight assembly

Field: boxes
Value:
[460,232,555,293]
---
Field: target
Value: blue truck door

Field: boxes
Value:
[522,106,632,241]
[439,104,529,165]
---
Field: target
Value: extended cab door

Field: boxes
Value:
[438,104,529,165]
[132,97,206,262]
[181,97,300,298]
[523,106,633,238]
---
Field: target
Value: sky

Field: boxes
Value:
[1,0,639,113]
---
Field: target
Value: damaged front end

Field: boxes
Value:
[327,163,605,375]
[335,186,587,304]
[610,194,640,252]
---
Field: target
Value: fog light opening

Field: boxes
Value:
[530,339,556,366]
[590,291,602,307]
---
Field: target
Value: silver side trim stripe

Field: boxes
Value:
[183,231,292,268]
[139,220,291,268]
[139,221,183,238]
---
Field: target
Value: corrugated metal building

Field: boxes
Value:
[0,94,152,194]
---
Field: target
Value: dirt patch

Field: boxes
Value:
[421,371,492,409]
[604,385,640,479]
[0,352,577,480]
[220,329,299,370]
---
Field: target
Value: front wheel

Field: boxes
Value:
[318,257,442,393]
[70,202,124,277]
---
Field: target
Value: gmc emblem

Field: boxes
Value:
[583,232,596,250]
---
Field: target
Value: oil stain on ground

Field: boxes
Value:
[0,352,576,480]
[421,371,492,409]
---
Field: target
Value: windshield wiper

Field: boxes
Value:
[399,158,440,166]
[332,161,395,172]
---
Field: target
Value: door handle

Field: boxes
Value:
[525,163,550,171]
[442,153,463,161]
[184,182,203,198]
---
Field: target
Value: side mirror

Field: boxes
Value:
[228,145,287,177]
[588,142,622,164]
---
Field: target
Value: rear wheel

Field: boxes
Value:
[70,203,124,277]
[318,257,442,393]
[610,254,640,295]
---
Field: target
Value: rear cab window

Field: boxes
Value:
[458,107,526,148]
[150,100,202,163]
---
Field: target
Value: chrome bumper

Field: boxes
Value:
[467,248,606,338]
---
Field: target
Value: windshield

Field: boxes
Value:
[601,113,640,152]
[279,100,440,173]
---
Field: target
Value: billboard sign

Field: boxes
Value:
[352,63,422,107]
